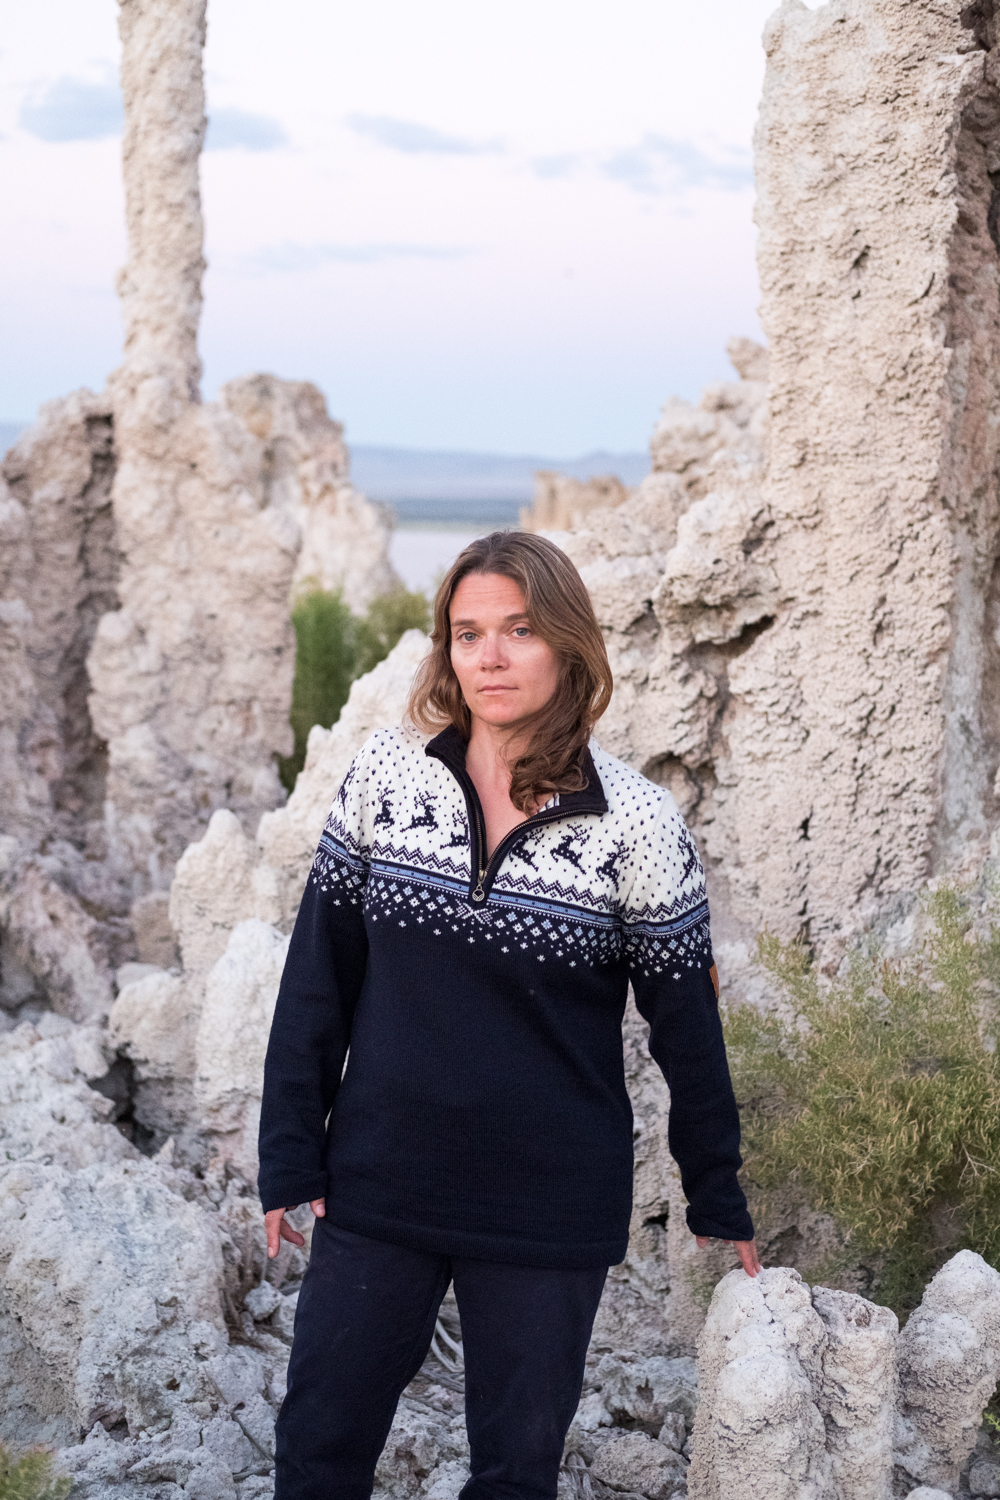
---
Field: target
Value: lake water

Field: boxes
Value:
[388,527,486,596]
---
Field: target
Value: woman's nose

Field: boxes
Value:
[480,633,508,668]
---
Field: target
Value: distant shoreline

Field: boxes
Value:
[382,497,521,527]
[352,444,648,504]
[390,518,518,534]
[1,423,647,522]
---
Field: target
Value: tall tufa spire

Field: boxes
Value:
[115,0,207,403]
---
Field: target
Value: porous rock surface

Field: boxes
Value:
[87,0,398,894]
[0,1006,292,1484]
[0,0,397,1041]
[219,372,398,612]
[895,1251,1000,1493]
[552,0,1000,957]
[689,1267,836,1500]
[0,394,131,1025]
[688,1256,1000,1500]
[86,0,296,891]
[589,1431,687,1499]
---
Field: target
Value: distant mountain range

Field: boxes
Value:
[350,444,649,501]
[0,424,648,526]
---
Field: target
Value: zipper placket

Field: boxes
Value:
[470,806,571,904]
[440,758,578,905]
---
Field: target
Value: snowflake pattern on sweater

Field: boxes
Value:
[312,726,712,980]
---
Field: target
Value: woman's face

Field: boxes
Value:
[449,572,561,733]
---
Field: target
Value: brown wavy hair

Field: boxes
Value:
[407,531,613,812]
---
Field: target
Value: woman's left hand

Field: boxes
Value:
[695,1235,761,1277]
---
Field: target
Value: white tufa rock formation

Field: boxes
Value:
[219,374,398,612]
[521,472,633,533]
[894,1250,1000,1493]
[0,395,129,1024]
[87,0,399,894]
[550,335,772,936]
[689,1254,1000,1500]
[0,1009,294,1470]
[0,0,398,1037]
[555,0,1000,952]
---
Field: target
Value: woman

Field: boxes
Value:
[259,531,758,1500]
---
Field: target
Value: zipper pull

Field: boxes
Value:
[472,874,486,903]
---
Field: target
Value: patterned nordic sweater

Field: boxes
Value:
[258,723,753,1268]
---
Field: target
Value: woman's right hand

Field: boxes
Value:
[265,1198,325,1258]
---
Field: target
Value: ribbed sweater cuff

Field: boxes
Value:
[258,1172,328,1215]
[685,1207,755,1243]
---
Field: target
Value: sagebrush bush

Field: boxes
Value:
[279,584,430,790]
[725,884,1000,1314]
[0,1446,71,1500]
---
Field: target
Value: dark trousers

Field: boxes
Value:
[274,1219,608,1500]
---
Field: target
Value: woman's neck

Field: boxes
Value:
[465,716,521,782]
[465,716,534,854]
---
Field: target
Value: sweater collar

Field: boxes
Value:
[425,723,609,817]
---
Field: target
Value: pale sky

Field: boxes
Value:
[2,0,787,453]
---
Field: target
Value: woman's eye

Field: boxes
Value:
[459,632,477,643]
[513,627,531,638]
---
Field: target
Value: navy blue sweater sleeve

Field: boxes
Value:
[623,800,754,1244]
[257,758,371,1213]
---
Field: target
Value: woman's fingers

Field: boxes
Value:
[264,1207,287,1259]
[693,1234,762,1277]
[279,1217,306,1248]
[265,1206,306,1257]
[734,1239,761,1277]
[265,1203,323,1258]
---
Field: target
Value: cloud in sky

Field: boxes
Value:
[245,241,477,273]
[602,135,753,195]
[346,113,502,155]
[3,0,776,449]
[527,137,752,195]
[531,154,580,180]
[19,77,285,152]
[19,76,122,141]
[205,107,286,151]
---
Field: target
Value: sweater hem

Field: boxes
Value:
[324,1201,625,1270]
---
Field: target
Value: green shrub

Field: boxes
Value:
[279,585,430,791]
[354,586,431,679]
[0,1445,71,1500]
[725,884,1000,1315]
